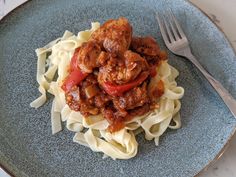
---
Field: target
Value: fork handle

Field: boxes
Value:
[188,53,236,118]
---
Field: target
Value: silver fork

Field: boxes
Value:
[156,11,236,118]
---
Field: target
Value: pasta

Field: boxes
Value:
[31,22,184,159]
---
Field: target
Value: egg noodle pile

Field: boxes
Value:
[30,22,184,159]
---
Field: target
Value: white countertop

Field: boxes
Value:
[0,0,236,177]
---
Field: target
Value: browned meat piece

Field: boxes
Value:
[130,36,168,65]
[97,51,109,66]
[65,86,81,112]
[81,74,98,85]
[79,74,97,96]
[101,107,126,132]
[98,50,149,85]
[128,104,150,117]
[143,50,168,66]
[98,56,124,84]
[113,83,149,110]
[80,101,99,116]
[90,17,132,55]
[101,107,115,124]
[65,75,100,116]
[94,92,112,108]
[124,50,149,81]
[78,41,101,73]
[131,36,160,56]
[148,79,165,103]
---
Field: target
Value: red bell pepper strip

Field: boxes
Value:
[61,69,88,92]
[61,47,88,92]
[102,71,149,96]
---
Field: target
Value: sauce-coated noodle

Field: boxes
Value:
[30,22,184,159]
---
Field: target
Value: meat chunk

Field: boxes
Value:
[148,79,165,102]
[113,83,149,110]
[128,104,150,117]
[78,41,101,73]
[101,107,126,132]
[80,74,98,98]
[94,92,112,108]
[91,17,132,55]
[98,50,149,85]
[131,36,168,65]
[65,86,81,112]
[79,100,99,116]
[65,75,99,116]
[123,50,149,82]
[142,50,168,66]
[131,36,160,56]
[97,51,109,66]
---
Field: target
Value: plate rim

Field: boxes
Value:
[188,1,236,176]
[0,1,236,176]
[0,3,30,177]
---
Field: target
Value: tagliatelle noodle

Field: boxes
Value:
[31,22,184,159]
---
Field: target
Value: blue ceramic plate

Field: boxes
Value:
[0,0,236,176]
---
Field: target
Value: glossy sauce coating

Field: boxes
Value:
[63,17,167,132]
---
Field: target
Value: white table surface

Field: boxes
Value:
[0,0,236,177]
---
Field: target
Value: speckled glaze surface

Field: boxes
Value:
[0,0,236,177]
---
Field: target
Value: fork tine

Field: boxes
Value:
[156,13,170,45]
[167,11,180,40]
[169,10,186,38]
[163,17,175,43]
